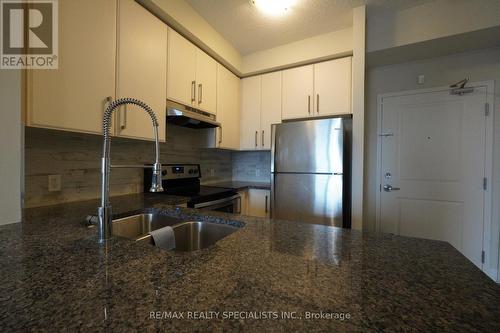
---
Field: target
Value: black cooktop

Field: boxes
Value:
[144,164,237,205]
[187,186,237,205]
[161,182,236,205]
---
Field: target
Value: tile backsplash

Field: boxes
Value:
[232,151,271,183]
[25,126,232,208]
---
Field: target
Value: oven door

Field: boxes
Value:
[193,194,241,214]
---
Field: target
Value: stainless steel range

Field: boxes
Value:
[144,164,241,214]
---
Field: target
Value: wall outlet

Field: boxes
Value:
[417,74,425,85]
[48,175,62,192]
[209,168,215,177]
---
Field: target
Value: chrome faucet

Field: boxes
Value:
[97,98,163,242]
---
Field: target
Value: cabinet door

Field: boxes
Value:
[116,0,167,141]
[248,189,270,218]
[27,0,116,134]
[216,65,240,150]
[238,190,248,215]
[260,72,282,150]
[281,65,313,120]
[313,57,352,116]
[240,76,261,150]
[167,28,196,106]
[195,49,217,114]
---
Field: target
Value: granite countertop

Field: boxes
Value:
[1,193,500,332]
[203,180,271,191]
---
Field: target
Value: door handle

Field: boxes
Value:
[255,130,258,147]
[261,130,264,147]
[191,81,196,103]
[316,94,319,114]
[383,185,400,192]
[265,195,268,214]
[308,95,311,114]
[198,83,202,104]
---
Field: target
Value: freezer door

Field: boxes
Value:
[271,173,343,227]
[271,118,344,174]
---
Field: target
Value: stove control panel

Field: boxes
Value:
[144,164,201,193]
[161,164,200,180]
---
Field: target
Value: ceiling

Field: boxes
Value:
[186,0,436,55]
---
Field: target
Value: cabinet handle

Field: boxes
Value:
[236,196,242,214]
[255,130,258,147]
[191,81,196,103]
[103,96,112,116]
[120,104,127,130]
[219,127,223,144]
[265,195,268,214]
[198,83,202,104]
[308,95,311,114]
[317,94,319,114]
[261,130,264,147]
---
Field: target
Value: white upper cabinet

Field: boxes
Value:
[167,28,197,107]
[27,0,117,134]
[167,28,217,115]
[313,57,352,116]
[282,65,314,120]
[216,65,240,150]
[195,50,218,114]
[240,72,282,150]
[260,72,282,150]
[26,0,351,144]
[116,0,167,142]
[240,76,261,150]
[281,57,352,120]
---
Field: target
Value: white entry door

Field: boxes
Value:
[378,86,489,269]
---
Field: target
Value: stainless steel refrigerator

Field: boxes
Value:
[270,116,351,228]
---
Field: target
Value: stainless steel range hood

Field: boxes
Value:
[166,100,220,129]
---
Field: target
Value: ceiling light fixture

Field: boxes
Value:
[251,0,296,16]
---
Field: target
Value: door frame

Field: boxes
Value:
[375,80,495,278]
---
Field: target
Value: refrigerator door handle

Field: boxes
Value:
[270,124,276,173]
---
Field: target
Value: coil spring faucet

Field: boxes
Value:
[97,98,163,242]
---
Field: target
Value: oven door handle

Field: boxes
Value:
[193,194,241,209]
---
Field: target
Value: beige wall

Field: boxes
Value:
[0,70,22,225]
[351,6,365,231]
[138,0,242,74]
[242,27,353,76]
[365,47,500,279]
[367,0,500,52]
[139,0,361,77]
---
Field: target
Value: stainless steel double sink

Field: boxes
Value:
[112,213,240,252]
